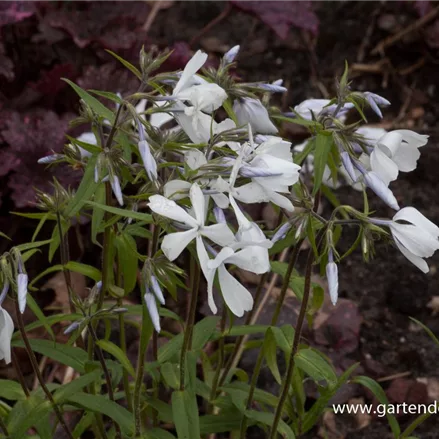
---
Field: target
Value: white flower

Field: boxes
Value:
[294,99,354,121]
[173,50,208,96]
[200,200,272,316]
[233,98,278,134]
[17,273,28,314]
[365,130,428,186]
[325,250,338,305]
[148,183,235,262]
[226,136,301,211]
[0,282,13,365]
[387,207,439,273]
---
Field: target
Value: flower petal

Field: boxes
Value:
[391,223,439,258]
[392,142,421,173]
[0,308,13,364]
[370,147,399,186]
[189,183,206,226]
[148,195,198,228]
[394,237,429,273]
[393,207,439,239]
[201,223,236,247]
[161,229,198,261]
[173,50,208,95]
[218,264,253,317]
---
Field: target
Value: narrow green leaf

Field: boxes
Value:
[63,79,115,123]
[53,370,101,403]
[106,50,142,80]
[91,183,106,245]
[295,348,337,387]
[15,239,52,253]
[87,200,153,222]
[115,233,138,293]
[409,317,439,347]
[97,339,136,378]
[67,392,134,435]
[353,375,400,438]
[263,328,281,384]
[245,410,295,438]
[312,133,333,195]
[65,261,101,282]
[12,339,87,373]
[171,390,200,439]
[0,380,26,401]
[27,294,55,341]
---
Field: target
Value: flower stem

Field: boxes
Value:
[118,297,133,412]
[152,331,159,427]
[209,307,227,406]
[133,304,152,436]
[180,255,200,391]
[269,247,314,438]
[12,349,30,397]
[14,300,74,439]
[88,323,122,439]
[239,240,303,438]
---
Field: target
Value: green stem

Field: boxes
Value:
[133,305,152,436]
[118,297,133,412]
[209,307,227,406]
[12,349,30,398]
[88,324,122,439]
[152,331,159,427]
[269,247,314,439]
[14,300,74,439]
[239,240,304,438]
[0,416,8,437]
[180,255,200,390]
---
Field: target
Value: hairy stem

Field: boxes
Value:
[179,255,200,390]
[269,247,314,438]
[14,300,74,439]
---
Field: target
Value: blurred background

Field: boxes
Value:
[1,2,439,438]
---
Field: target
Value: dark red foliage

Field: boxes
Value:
[41,1,150,49]
[0,2,34,28]
[231,0,319,39]
[0,110,79,207]
[29,63,75,96]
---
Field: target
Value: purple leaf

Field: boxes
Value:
[0,2,34,28]
[231,1,319,39]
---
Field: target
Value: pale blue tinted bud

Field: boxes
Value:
[363,171,400,211]
[110,175,124,206]
[364,92,390,119]
[340,151,358,182]
[17,273,28,314]
[257,83,288,93]
[271,222,292,243]
[64,320,81,335]
[326,261,339,305]
[38,154,63,164]
[239,165,282,178]
[213,207,226,224]
[223,45,240,64]
[150,275,165,305]
[0,280,9,305]
[138,140,158,181]
[144,290,161,333]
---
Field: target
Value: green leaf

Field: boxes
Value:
[409,317,439,347]
[106,50,142,80]
[87,200,153,223]
[63,79,115,123]
[115,233,138,293]
[171,390,200,439]
[67,392,134,436]
[31,213,49,242]
[91,183,106,245]
[263,328,281,384]
[97,339,136,378]
[15,239,52,253]
[12,339,87,373]
[245,410,295,438]
[353,376,400,438]
[65,261,101,282]
[27,294,55,341]
[65,155,100,218]
[192,316,220,350]
[161,363,180,390]
[89,90,124,104]
[295,348,337,387]
[0,380,26,401]
[400,412,433,439]
[226,324,269,337]
[199,412,243,434]
[312,133,333,195]
[53,370,101,403]
[48,218,69,262]
[292,138,314,165]
[143,428,177,439]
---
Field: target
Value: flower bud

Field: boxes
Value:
[326,251,339,306]
[63,320,81,335]
[150,275,165,305]
[223,45,240,64]
[363,92,390,119]
[38,154,64,164]
[17,273,28,314]
[144,290,161,333]
[0,280,9,305]
[340,151,358,183]
[271,222,292,243]
[213,207,226,224]
[110,175,124,206]
[363,171,399,211]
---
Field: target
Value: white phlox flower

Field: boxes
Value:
[148,183,236,262]
[0,281,13,364]
[233,97,278,134]
[373,207,439,273]
[360,129,428,186]
[294,99,354,121]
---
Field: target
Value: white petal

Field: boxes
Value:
[210,193,229,209]
[391,223,439,258]
[173,50,208,95]
[148,195,198,228]
[267,190,295,212]
[208,247,235,270]
[201,223,236,247]
[294,99,330,120]
[218,265,253,317]
[227,246,270,274]
[377,131,403,157]
[196,237,218,315]
[370,147,399,186]
[177,84,227,113]
[163,180,191,200]
[233,98,278,134]
[17,273,28,314]
[174,110,211,144]
[185,149,207,170]
[326,262,339,305]
[392,142,421,173]
[356,126,388,143]
[0,308,13,364]
[394,237,429,273]
[161,229,198,261]
[394,130,428,148]
[233,183,270,204]
[138,140,158,181]
[393,207,439,239]
[144,292,161,333]
[229,195,252,231]
[189,183,206,226]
